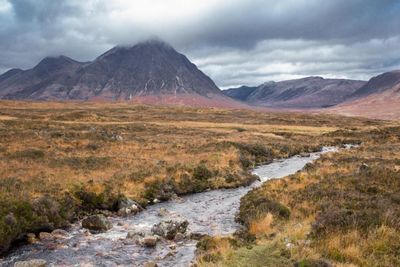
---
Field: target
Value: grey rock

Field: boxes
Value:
[51,229,69,238]
[157,208,170,217]
[14,259,47,267]
[117,198,143,212]
[174,232,185,242]
[82,214,112,233]
[151,220,189,240]
[142,236,157,247]
[38,232,53,241]
[126,230,145,240]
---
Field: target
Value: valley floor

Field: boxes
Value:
[0,101,396,266]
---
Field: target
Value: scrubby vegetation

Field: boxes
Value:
[0,101,384,255]
[196,126,400,267]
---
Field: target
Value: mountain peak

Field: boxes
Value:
[0,39,229,103]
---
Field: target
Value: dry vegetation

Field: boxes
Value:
[196,126,400,267]
[0,100,385,256]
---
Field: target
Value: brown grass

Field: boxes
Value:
[0,100,385,255]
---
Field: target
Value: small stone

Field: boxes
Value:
[51,229,69,238]
[143,262,158,267]
[142,236,157,247]
[189,232,206,240]
[14,259,47,267]
[157,208,170,217]
[174,232,185,242]
[26,233,37,244]
[39,232,53,241]
[153,198,160,204]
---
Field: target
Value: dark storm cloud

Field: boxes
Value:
[0,0,400,87]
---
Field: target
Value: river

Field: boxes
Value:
[1,147,340,267]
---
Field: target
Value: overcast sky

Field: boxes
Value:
[1,0,400,88]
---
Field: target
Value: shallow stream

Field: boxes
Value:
[1,147,340,267]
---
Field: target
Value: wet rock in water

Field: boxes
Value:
[117,207,132,217]
[51,229,69,238]
[126,230,145,241]
[157,208,170,217]
[142,236,158,247]
[153,198,161,204]
[170,194,184,203]
[14,259,47,267]
[174,232,185,242]
[117,198,142,216]
[82,214,112,233]
[38,232,53,241]
[143,262,158,267]
[300,152,311,157]
[151,220,189,240]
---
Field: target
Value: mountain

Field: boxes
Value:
[0,40,244,108]
[0,68,23,83]
[224,86,257,101]
[0,56,84,99]
[332,70,400,120]
[348,70,400,99]
[224,77,366,109]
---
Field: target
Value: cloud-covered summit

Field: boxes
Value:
[1,0,400,88]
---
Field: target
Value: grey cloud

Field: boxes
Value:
[0,0,400,88]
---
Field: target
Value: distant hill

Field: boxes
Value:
[332,70,400,120]
[224,77,366,109]
[0,39,245,108]
[348,70,400,99]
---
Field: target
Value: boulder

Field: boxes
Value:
[51,229,69,238]
[151,220,189,240]
[82,215,112,233]
[142,236,158,247]
[14,259,47,267]
[116,198,142,216]
[38,232,53,241]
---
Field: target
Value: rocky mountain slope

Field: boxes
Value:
[225,77,366,109]
[0,40,244,108]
